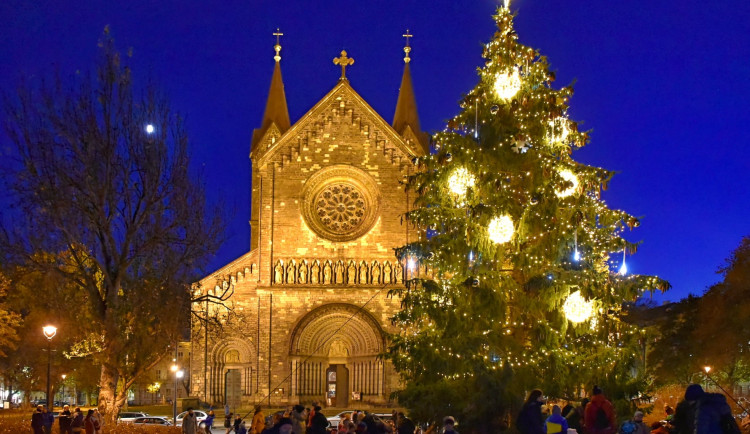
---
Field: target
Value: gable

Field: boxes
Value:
[253,81,425,166]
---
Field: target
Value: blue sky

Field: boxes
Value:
[2,0,748,302]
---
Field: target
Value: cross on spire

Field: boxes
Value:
[402,29,413,64]
[273,28,283,62]
[333,50,354,80]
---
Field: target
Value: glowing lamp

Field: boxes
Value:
[407,257,417,271]
[618,249,628,276]
[176,370,184,379]
[447,167,476,197]
[145,124,155,134]
[487,215,514,244]
[563,291,594,324]
[42,325,57,340]
[493,68,522,101]
[704,366,711,374]
[555,169,579,198]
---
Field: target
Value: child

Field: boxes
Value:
[545,405,569,434]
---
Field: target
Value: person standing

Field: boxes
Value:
[84,409,100,434]
[544,405,569,434]
[310,406,329,434]
[584,386,616,434]
[292,405,307,434]
[672,383,740,434]
[516,390,545,434]
[59,404,73,434]
[225,412,235,434]
[251,405,266,434]
[205,410,216,432]
[92,408,104,434]
[42,406,55,434]
[71,408,84,434]
[397,413,415,434]
[32,405,45,434]
[566,398,588,433]
[182,408,199,434]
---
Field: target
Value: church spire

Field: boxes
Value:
[252,29,291,152]
[392,30,428,153]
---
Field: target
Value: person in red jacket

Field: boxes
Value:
[584,386,616,434]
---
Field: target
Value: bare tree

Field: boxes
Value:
[1,29,222,422]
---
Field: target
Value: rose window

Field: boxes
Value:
[315,183,366,233]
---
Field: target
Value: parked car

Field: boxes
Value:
[118,412,149,423]
[133,416,173,426]
[175,410,208,427]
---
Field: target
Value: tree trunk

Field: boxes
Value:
[98,364,122,425]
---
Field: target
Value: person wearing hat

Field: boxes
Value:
[618,411,648,434]
[583,386,615,434]
[672,383,740,434]
[544,405,569,434]
[443,416,458,434]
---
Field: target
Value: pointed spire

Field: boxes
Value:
[393,30,428,152]
[252,29,291,152]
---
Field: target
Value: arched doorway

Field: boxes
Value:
[289,303,386,406]
[207,338,255,407]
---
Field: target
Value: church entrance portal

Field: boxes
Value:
[289,304,386,402]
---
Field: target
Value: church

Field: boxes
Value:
[189,33,429,409]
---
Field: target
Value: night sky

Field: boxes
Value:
[2,0,749,303]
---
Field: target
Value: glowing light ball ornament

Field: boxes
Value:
[563,290,594,323]
[555,169,579,198]
[448,167,476,197]
[487,215,514,244]
[493,67,522,101]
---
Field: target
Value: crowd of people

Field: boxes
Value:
[31,405,103,434]
[216,405,421,434]
[516,384,742,434]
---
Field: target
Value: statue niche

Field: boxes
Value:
[311,261,320,284]
[371,261,381,285]
[347,261,357,284]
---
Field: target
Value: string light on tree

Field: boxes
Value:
[447,167,476,197]
[562,290,595,323]
[493,67,522,101]
[547,116,571,145]
[555,168,579,198]
[487,215,514,244]
[619,248,628,275]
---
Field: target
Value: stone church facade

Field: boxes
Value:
[190,39,428,408]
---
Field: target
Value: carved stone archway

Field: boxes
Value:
[288,303,387,404]
[207,337,255,405]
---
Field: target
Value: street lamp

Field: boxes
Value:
[42,326,57,410]
[171,363,179,423]
[704,366,711,391]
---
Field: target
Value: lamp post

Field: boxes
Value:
[42,325,57,410]
[704,366,711,391]
[61,374,67,405]
[171,362,179,423]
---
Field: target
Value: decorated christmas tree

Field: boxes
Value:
[386,4,669,430]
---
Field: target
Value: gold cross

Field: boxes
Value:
[402,29,413,63]
[403,29,413,47]
[273,28,283,61]
[333,50,354,80]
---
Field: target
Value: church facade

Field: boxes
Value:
[189,37,428,408]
